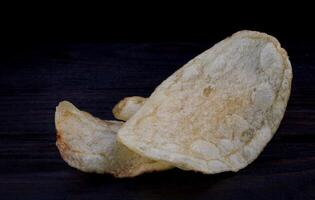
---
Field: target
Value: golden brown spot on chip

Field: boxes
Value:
[203,86,213,97]
[240,129,254,143]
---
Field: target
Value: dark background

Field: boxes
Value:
[1,4,315,200]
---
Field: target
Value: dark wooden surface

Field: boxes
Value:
[0,40,315,200]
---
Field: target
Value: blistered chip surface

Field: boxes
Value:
[118,31,292,173]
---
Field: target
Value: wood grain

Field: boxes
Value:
[0,41,314,200]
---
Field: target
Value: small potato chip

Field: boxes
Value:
[113,96,146,121]
[118,31,292,174]
[55,101,171,177]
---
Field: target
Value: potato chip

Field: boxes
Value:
[113,96,146,121]
[55,101,171,177]
[118,31,292,174]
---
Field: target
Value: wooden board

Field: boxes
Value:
[0,41,314,199]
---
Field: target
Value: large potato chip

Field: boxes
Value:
[55,101,171,177]
[113,96,146,121]
[118,31,292,174]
